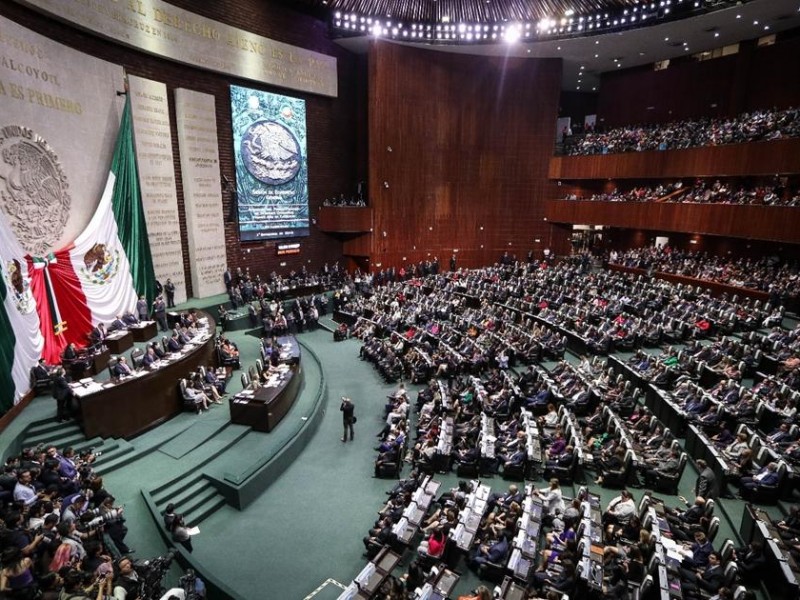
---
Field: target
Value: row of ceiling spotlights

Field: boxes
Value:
[333,0,713,40]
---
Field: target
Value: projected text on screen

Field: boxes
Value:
[230,85,309,240]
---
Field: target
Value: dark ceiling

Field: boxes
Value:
[287,0,648,23]
[278,0,800,91]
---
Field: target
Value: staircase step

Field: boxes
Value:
[153,477,209,509]
[177,485,221,519]
[183,494,227,527]
[92,440,137,476]
[25,419,78,439]
[151,472,205,505]
[23,426,86,450]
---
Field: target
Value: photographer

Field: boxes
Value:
[61,567,112,600]
[112,557,141,600]
[340,397,356,443]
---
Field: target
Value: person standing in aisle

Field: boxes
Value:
[341,397,356,442]
[165,279,176,308]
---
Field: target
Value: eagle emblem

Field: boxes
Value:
[0,126,71,256]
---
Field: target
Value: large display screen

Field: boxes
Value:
[230,86,309,240]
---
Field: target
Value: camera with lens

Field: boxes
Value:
[135,551,176,600]
[79,507,124,533]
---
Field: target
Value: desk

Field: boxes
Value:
[741,505,800,598]
[128,321,157,342]
[222,312,252,332]
[497,576,526,600]
[91,348,111,375]
[229,365,302,433]
[229,337,303,432]
[105,331,133,354]
[73,315,216,438]
[338,547,402,600]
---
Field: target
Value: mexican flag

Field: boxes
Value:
[0,96,156,410]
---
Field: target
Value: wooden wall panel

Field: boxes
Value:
[596,35,800,128]
[549,138,800,180]
[0,2,361,292]
[597,55,739,128]
[367,42,568,270]
[545,200,800,243]
[318,207,373,233]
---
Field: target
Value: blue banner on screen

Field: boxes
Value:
[230,86,309,240]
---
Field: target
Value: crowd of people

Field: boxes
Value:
[562,106,800,156]
[0,444,149,599]
[564,179,800,207]
[338,259,799,599]
[609,246,800,301]
[322,192,367,207]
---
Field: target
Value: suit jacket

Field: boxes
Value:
[695,564,724,592]
[167,338,182,353]
[90,326,106,343]
[690,541,713,567]
[32,364,51,382]
[109,318,126,332]
[696,467,719,499]
[114,362,132,377]
[485,537,509,563]
[755,470,780,487]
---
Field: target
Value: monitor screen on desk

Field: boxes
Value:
[435,570,457,593]
[376,552,396,573]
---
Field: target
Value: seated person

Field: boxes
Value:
[642,448,681,488]
[739,462,780,498]
[108,314,127,332]
[204,366,227,394]
[121,311,139,326]
[31,358,53,392]
[167,332,183,353]
[679,551,724,598]
[142,347,159,369]
[183,385,210,413]
[468,530,510,572]
[113,357,133,378]
[665,496,707,542]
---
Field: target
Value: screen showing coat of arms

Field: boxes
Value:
[230,86,308,241]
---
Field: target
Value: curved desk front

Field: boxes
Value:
[72,316,216,439]
[229,337,302,433]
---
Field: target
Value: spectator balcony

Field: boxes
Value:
[549,138,800,180]
[544,199,800,244]
[317,206,373,234]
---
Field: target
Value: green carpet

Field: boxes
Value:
[158,419,229,459]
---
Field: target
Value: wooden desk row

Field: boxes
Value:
[71,316,215,438]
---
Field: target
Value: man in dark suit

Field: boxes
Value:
[695,459,719,500]
[52,367,74,423]
[544,446,575,477]
[122,311,139,326]
[740,462,780,498]
[666,496,707,541]
[153,296,168,331]
[167,333,182,353]
[643,447,681,488]
[108,314,127,332]
[165,279,176,308]
[679,551,724,596]
[732,541,766,583]
[89,323,107,345]
[469,531,509,571]
[113,357,133,378]
[136,295,148,321]
[142,347,158,369]
[31,358,52,394]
